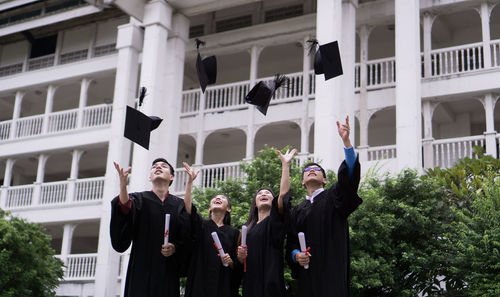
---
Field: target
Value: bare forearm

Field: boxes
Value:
[119,184,129,204]
[184,180,193,215]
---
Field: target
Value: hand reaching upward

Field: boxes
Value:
[336,115,352,148]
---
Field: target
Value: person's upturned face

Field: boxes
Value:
[149,161,173,184]
[255,189,274,209]
[209,195,230,213]
[302,165,327,187]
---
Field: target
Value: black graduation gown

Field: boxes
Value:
[242,191,291,297]
[286,159,363,297]
[110,191,190,297]
[185,205,240,297]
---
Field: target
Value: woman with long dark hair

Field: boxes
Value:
[237,148,296,297]
[183,162,240,297]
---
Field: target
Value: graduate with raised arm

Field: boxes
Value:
[182,162,240,297]
[109,158,190,297]
[286,116,363,297]
[237,148,297,297]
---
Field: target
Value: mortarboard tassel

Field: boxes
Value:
[306,39,319,56]
[138,86,147,106]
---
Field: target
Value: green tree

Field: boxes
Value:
[0,209,63,297]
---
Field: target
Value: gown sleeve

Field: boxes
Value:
[325,158,363,218]
[189,204,204,243]
[269,190,291,247]
[286,205,302,279]
[171,197,192,277]
[109,192,143,253]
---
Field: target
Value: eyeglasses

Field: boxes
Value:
[303,166,322,172]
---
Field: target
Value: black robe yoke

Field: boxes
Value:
[110,191,190,297]
[242,191,291,297]
[286,160,363,297]
[185,206,240,297]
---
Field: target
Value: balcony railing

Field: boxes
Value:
[0,104,112,142]
[3,177,105,210]
[367,145,397,161]
[430,42,484,77]
[64,253,97,281]
[0,43,116,77]
[432,135,485,168]
[492,40,500,68]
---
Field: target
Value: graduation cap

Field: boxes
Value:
[307,39,343,80]
[195,38,217,93]
[245,74,289,116]
[124,88,163,149]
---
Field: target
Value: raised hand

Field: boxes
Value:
[277,148,297,164]
[336,115,352,148]
[183,162,200,183]
[113,161,131,187]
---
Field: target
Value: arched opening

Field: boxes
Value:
[177,134,196,168]
[432,9,482,49]
[432,98,485,139]
[0,94,15,122]
[87,74,116,106]
[53,81,79,112]
[71,221,99,254]
[21,89,46,117]
[368,107,396,146]
[78,146,108,178]
[254,121,301,153]
[494,96,500,131]
[308,123,314,153]
[258,42,303,78]
[368,25,395,60]
[203,129,246,164]
[10,157,38,186]
[44,153,71,182]
[491,4,500,40]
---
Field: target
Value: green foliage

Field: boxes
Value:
[0,209,63,297]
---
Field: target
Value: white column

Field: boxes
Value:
[88,23,98,59]
[245,45,263,159]
[32,154,49,206]
[479,1,492,68]
[130,0,173,192]
[300,36,311,156]
[195,93,206,166]
[60,224,76,266]
[314,0,344,170]
[9,91,25,139]
[77,78,92,129]
[0,158,16,208]
[54,31,64,65]
[422,101,436,168]
[358,25,371,163]
[481,94,497,157]
[67,150,84,203]
[422,12,435,78]
[154,13,189,167]
[42,85,57,134]
[341,0,357,148]
[93,18,143,297]
[395,0,422,172]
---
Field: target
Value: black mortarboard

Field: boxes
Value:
[124,106,163,150]
[307,39,343,80]
[245,74,289,116]
[195,38,217,93]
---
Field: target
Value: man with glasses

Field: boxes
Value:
[110,158,191,297]
[286,116,363,297]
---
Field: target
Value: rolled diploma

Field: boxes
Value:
[241,225,247,247]
[211,232,229,267]
[164,214,170,245]
[298,232,309,269]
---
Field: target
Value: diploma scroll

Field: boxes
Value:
[241,225,248,272]
[164,214,170,245]
[298,232,309,269]
[211,232,229,267]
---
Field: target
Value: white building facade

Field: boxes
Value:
[0,0,499,296]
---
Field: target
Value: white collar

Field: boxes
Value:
[305,188,324,204]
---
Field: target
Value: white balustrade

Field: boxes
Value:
[6,185,34,209]
[354,64,360,89]
[14,114,44,138]
[367,145,397,161]
[0,62,23,77]
[59,49,88,64]
[47,109,78,134]
[201,162,244,188]
[204,81,251,112]
[259,72,304,102]
[65,254,97,281]
[172,168,189,194]
[0,121,11,140]
[74,177,105,202]
[28,54,55,71]
[82,104,113,128]
[430,42,484,77]
[366,57,396,89]
[40,181,67,204]
[181,90,200,114]
[491,39,500,68]
[433,135,485,168]
[93,43,117,57]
